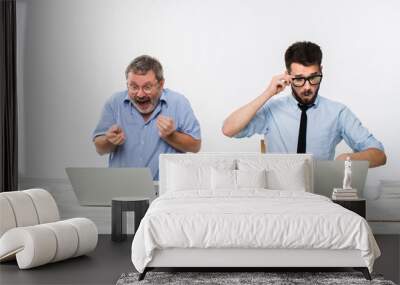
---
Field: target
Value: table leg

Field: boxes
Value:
[112,201,127,241]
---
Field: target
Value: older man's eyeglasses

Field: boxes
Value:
[127,82,158,95]
[291,74,323,87]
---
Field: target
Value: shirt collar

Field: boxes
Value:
[313,95,320,108]
[159,89,168,105]
[288,93,320,110]
[123,91,130,103]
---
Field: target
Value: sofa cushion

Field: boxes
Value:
[0,196,17,237]
[24,189,59,223]
[0,192,39,227]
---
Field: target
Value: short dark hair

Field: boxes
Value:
[125,55,164,81]
[284,41,322,72]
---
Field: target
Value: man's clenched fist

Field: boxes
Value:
[157,115,176,138]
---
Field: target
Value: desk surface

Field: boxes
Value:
[112,197,150,202]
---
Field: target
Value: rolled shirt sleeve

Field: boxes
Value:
[176,97,201,140]
[92,98,116,141]
[339,107,384,152]
[234,104,270,138]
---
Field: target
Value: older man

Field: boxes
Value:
[93,55,201,179]
[222,41,386,167]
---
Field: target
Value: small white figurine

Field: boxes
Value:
[342,156,352,190]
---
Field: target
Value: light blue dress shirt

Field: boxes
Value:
[93,88,201,180]
[235,94,384,160]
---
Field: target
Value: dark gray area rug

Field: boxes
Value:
[116,271,396,285]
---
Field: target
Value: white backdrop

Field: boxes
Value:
[17,0,400,193]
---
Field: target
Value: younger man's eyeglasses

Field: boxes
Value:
[291,74,323,87]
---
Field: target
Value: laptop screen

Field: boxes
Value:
[66,167,156,206]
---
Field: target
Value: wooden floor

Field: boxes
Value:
[0,235,399,285]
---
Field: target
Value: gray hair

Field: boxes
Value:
[125,55,164,82]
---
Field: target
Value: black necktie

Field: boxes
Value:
[297,103,314,153]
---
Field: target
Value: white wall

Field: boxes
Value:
[17,0,400,192]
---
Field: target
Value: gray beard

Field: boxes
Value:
[133,99,159,115]
[132,91,161,115]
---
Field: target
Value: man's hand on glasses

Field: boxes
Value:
[266,71,293,96]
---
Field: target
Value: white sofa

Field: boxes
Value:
[0,188,98,269]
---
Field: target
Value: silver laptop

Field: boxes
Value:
[66,167,156,206]
[313,160,369,198]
